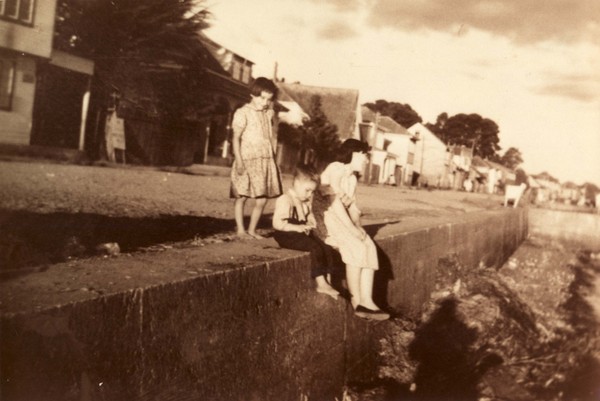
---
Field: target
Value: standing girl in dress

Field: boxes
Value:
[230,77,282,239]
[317,139,389,320]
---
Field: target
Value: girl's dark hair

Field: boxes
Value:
[250,77,278,99]
[335,139,370,164]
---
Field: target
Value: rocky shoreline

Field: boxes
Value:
[349,237,600,401]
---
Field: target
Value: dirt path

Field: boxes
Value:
[0,160,504,270]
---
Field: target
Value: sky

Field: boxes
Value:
[204,0,600,185]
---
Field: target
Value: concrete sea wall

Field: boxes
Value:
[0,207,528,401]
[529,208,600,249]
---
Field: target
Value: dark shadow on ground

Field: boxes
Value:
[0,209,273,271]
[408,298,490,401]
[560,253,600,401]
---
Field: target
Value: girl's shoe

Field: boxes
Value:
[354,305,390,321]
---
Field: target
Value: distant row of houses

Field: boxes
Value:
[0,0,527,197]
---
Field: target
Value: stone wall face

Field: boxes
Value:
[529,208,600,249]
[0,208,528,401]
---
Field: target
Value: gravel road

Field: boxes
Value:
[0,160,504,269]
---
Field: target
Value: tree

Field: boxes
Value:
[500,147,524,169]
[364,99,423,128]
[54,0,211,117]
[304,95,342,166]
[584,182,599,205]
[515,168,528,186]
[425,112,447,138]
[278,95,341,169]
[427,113,501,159]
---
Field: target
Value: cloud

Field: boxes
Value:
[316,20,359,40]
[533,72,600,102]
[365,0,600,45]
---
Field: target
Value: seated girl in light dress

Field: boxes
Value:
[314,139,389,320]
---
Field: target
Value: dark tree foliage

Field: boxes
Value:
[425,112,448,138]
[54,0,212,119]
[278,95,341,168]
[515,168,528,186]
[55,0,209,63]
[583,183,599,205]
[305,95,342,163]
[427,113,501,159]
[500,147,524,169]
[364,99,423,128]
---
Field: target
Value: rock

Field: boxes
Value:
[95,242,120,256]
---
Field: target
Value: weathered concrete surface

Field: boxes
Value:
[0,207,528,401]
[529,208,600,249]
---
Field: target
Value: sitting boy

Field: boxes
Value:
[272,166,339,299]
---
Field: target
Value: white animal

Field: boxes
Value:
[504,183,527,208]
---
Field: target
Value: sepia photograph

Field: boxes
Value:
[1,0,599,400]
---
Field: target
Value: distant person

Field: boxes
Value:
[272,166,339,299]
[314,139,390,321]
[230,77,282,239]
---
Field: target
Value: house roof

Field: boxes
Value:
[487,160,514,174]
[531,171,560,183]
[361,107,409,135]
[200,33,254,66]
[276,82,359,139]
[472,156,492,168]
[407,122,446,145]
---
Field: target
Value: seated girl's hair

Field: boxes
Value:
[250,77,278,98]
[335,139,371,164]
[294,164,320,183]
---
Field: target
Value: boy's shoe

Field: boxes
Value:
[354,305,390,321]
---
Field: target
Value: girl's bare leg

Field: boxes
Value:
[234,197,248,236]
[248,197,267,239]
[346,265,362,309]
[359,268,380,310]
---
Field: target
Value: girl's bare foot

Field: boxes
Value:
[236,231,253,240]
[247,231,265,240]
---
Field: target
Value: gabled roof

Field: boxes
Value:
[407,122,446,146]
[276,82,359,139]
[472,156,492,168]
[487,160,514,174]
[361,107,409,135]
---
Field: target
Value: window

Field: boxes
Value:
[241,65,251,84]
[0,57,15,110]
[231,61,241,81]
[0,0,34,24]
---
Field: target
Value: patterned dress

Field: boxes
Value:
[230,104,282,198]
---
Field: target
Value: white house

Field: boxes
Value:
[360,107,415,185]
[1,0,94,150]
[407,123,448,187]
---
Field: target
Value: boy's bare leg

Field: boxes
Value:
[315,275,339,299]
[248,197,267,239]
[234,197,250,237]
